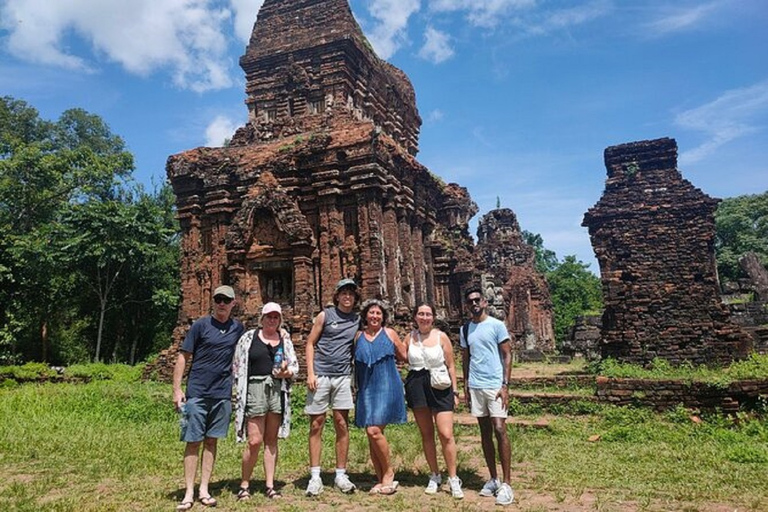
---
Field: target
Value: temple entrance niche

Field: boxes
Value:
[241,207,294,321]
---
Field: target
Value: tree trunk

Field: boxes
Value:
[94,297,106,362]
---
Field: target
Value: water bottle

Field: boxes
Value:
[273,346,284,374]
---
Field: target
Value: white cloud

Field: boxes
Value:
[364,0,420,59]
[643,1,721,37]
[429,0,536,28]
[230,0,264,43]
[204,115,239,147]
[676,80,768,164]
[418,26,454,63]
[0,0,236,92]
[426,109,445,123]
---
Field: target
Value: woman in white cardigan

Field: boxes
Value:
[232,302,299,500]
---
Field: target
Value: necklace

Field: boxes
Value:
[365,328,382,341]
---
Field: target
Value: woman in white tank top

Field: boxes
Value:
[403,303,464,499]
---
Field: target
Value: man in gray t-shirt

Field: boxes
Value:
[304,278,360,496]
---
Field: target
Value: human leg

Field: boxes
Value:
[413,407,439,475]
[181,441,200,505]
[198,437,218,502]
[478,416,497,479]
[492,416,512,484]
[263,412,282,489]
[435,410,458,477]
[332,409,351,469]
[306,413,326,496]
[241,415,265,488]
[366,425,395,487]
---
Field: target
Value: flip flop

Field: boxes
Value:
[199,495,217,507]
[369,484,383,495]
[176,501,193,511]
[378,481,399,495]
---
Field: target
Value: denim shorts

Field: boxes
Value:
[179,397,232,442]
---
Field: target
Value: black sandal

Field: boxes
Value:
[236,487,251,501]
[265,487,282,499]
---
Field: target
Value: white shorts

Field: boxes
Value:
[305,375,354,415]
[469,388,508,418]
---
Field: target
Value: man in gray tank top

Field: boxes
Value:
[304,278,360,496]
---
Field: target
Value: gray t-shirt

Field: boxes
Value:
[313,306,359,376]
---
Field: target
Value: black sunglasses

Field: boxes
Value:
[467,297,482,304]
[214,295,233,304]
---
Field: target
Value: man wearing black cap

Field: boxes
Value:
[173,285,244,510]
[304,278,361,496]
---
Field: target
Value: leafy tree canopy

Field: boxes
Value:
[715,191,768,284]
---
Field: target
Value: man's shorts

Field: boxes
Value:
[469,388,508,419]
[304,375,354,415]
[180,397,231,442]
[245,376,282,417]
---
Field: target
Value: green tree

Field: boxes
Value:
[546,255,603,345]
[523,230,559,273]
[57,185,179,362]
[0,96,178,364]
[715,192,768,284]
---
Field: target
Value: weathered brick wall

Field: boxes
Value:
[596,377,768,414]
[582,138,752,366]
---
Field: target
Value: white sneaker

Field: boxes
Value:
[478,478,500,497]
[495,483,514,506]
[334,473,356,493]
[424,474,441,494]
[448,476,464,499]
[306,476,324,496]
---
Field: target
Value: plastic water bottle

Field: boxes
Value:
[273,346,284,373]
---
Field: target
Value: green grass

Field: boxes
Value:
[1,379,767,511]
[593,353,768,386]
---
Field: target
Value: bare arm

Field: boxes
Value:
[497,338,512,408]
[387,328,407,362]
[440,331,460,406]
[172,350,190,411]
[305,311,325,392]
[461,346,470,407]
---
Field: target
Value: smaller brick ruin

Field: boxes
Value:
[582,137,752,366]
[474,209,555,355]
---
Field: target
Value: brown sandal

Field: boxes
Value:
[236,487,251,501]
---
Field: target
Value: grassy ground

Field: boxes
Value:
[1,378,767,511]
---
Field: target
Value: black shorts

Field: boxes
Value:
[404,369,454,413]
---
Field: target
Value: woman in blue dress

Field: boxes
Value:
[354,299,407,495]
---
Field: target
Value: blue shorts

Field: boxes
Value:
[180,397,232,442]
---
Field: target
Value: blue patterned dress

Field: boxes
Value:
[354,329,407,427]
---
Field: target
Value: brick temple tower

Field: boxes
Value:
[163,0,477,355]
[582,138,752,366]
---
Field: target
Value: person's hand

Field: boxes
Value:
[463,387,471,409]
[497,386,509,410]
[173,389,186,412]
[307,373,318,391]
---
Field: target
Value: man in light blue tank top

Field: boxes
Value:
[304,278,360,496]
[459,286,515,506]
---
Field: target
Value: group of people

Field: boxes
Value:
[172,279,515,509]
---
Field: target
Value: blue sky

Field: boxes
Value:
[2,0,767,271]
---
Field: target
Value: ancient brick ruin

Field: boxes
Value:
[474,209,555,355]
[582,138,752,366]
[148,0,554,379]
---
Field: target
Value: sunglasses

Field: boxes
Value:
[213,295,233,304]
[466,297,483,304]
